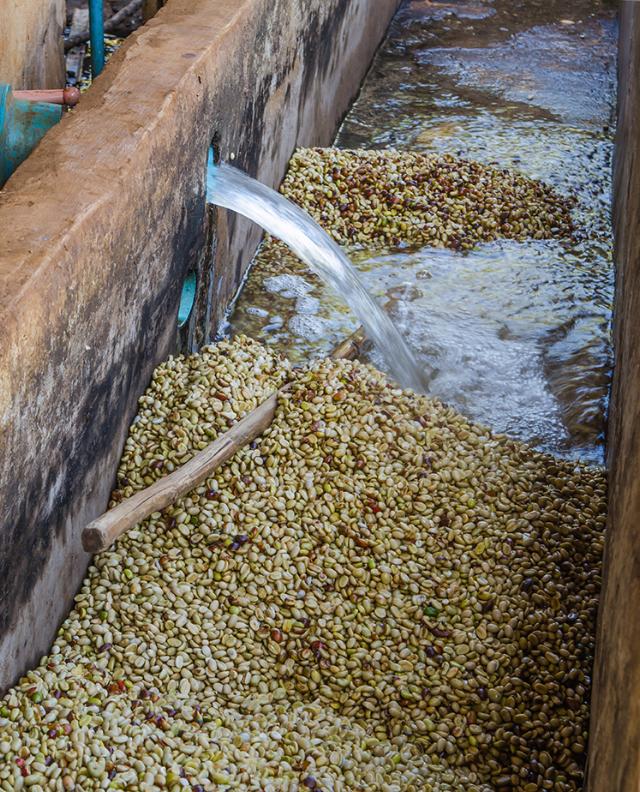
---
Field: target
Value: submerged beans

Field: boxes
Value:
[0,338,605,791]
[249,146,576,291]
[273,147,574,251]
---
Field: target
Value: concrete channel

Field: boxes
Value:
[0,0,400,692]
[0,0,639,788]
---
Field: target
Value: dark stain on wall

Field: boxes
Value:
[0,0,400,692]
[0,187,204,646]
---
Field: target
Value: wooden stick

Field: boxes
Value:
[82,327,367,553]
[327,325,370,361]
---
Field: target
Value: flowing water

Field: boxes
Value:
[207,161,425,391]
[225,0,617,464]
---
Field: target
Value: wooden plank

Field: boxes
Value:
[81,327,367,553]
[587,3,640,789]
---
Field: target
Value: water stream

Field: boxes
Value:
[228,0,616,465]
[207,160,425,391]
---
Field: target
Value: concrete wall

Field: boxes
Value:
[587,4,640,790]
[0,0,400,691]
[0,0,65,88]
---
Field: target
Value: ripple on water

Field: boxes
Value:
[228,0,616,464]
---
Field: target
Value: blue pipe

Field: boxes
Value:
[89,0,105,78]
[178,272,197,327]
[0,85,62,187]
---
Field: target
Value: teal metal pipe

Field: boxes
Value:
[89,0,105,78]
[0,85,62,187]
[177,272,197,327]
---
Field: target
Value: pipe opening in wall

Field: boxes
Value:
[206,136,220,199]
[177,271,196,327]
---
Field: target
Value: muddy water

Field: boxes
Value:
[228,0,617,464]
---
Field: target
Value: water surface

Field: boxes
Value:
[228,0,616,464]
[208,162,424,391]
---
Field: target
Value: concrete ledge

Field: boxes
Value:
[588,4,640,789]
[0,0,399,690]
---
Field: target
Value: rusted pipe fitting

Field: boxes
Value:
[12,87,81,107]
